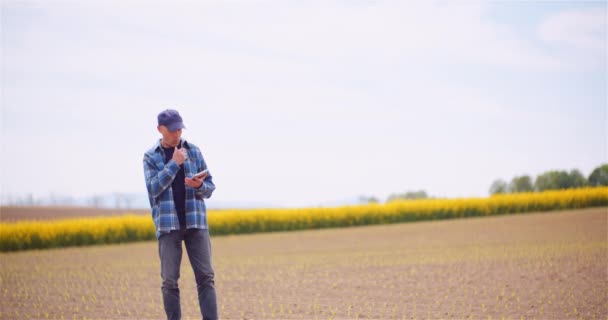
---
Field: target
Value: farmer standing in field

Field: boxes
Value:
[143,109,218,320]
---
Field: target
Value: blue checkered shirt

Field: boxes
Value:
[143,139,215,239]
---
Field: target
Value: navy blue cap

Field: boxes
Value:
[158,109,185,132]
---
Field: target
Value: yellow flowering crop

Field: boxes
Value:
[1,187,606,251]
[0,215,154,251]
[208,187,608,235]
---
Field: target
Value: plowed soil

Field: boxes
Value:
[1,207,606,319]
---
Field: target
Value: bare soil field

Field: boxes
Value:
[0,206,148,221]
[1,207,606,319]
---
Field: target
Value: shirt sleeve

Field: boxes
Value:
[144,152,180,199]
[195,149,216,199]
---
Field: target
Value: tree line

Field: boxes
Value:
[359,163,608,204]
[359,190,428,204]
[1,193,137,208]
[489,163,608,195]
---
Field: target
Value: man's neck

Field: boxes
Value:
[160,139,174,149]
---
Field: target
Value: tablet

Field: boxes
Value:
[193,169,209,179]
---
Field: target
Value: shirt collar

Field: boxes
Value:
[154,139,190,151]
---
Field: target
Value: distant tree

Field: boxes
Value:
[88,195,104,208]
[405,190,428,199]
[49,192,58,205]
[588,164,608,186]
[535,169,587,191]
[124,194,135,209]
[358,195,380,204]
[534,170,569,191]
[508,175,534,193]
[567,169,587,188]
[114,193,123,209]
[386,193,401,202]
[387,190,428,202]
[489,179,508,195]
[24,193,35,205]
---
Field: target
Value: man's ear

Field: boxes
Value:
[157,125,163,133]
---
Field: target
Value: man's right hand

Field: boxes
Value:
[172,146,187,165]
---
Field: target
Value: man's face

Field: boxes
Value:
[158,125,182,147]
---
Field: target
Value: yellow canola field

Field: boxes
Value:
[1,187,607,251]
[210,187,608,233]
[0,215,154,251]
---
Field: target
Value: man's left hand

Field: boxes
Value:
[185,177,203,188]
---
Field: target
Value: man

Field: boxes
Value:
[143,109,218,320]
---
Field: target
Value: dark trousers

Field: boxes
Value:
[158,228,217,320]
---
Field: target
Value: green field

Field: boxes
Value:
[1,207,606,319]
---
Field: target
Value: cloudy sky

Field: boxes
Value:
[1,1,606,207]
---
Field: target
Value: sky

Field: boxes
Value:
[1,1,606,208]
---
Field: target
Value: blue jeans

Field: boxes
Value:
[158,228,218,320]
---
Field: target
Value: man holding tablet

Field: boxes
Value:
[143,109,217,320]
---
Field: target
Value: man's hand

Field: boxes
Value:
[172,146,187,165]
[185,176,204,189]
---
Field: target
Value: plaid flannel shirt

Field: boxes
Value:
[143,139,215,239]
